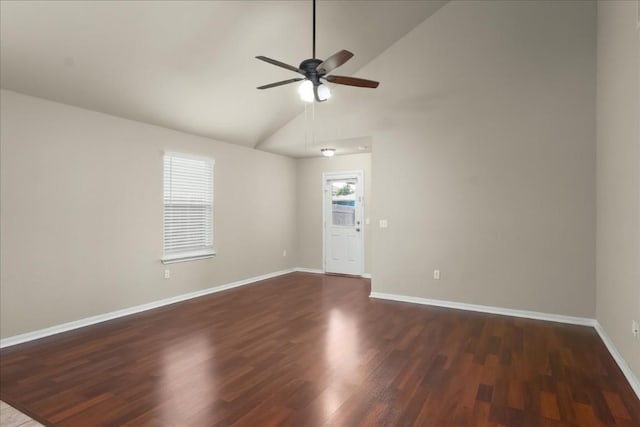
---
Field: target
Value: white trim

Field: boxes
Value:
[594,321,640,399]
[293,268,370,279]
[0,269,295,349]
[370,291,640,399]
[161,252,215,264]
[370,292,594,326]
[293,267,324,274]
[163,150,216,164]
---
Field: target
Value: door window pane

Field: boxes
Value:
[331,181,356,226]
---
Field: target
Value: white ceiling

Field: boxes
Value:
[0,0,446,156]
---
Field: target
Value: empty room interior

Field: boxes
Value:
[0,0,639,426]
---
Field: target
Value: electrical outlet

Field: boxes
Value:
[164,269,170,279]
[434,269,440,280]
[632,320,639,337]
[282,249,287,257]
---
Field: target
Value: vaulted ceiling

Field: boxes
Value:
[0,0,446,157]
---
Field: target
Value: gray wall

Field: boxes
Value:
[596,0,640,379]
[265,0,597,317]
[0,89,297,338]
[295,153,372,272]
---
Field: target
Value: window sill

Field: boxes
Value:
[162,252,216,264]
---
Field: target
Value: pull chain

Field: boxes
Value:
[312,99,316,147]
[304,102,309,149]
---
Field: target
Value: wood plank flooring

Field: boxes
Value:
[1,272,638,426]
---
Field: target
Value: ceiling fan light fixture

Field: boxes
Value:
[317,83,331,101]
[321,148,336,157]
[298,80,314,103]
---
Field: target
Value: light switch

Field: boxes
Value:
[365,218,370,225]
[379,219,388,228]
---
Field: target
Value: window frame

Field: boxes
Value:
[162,152,215,264]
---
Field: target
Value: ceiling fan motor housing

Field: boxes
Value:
[299,58,324,85]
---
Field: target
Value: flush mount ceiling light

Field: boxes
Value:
[255,0,379,102]
[321,148,336,157]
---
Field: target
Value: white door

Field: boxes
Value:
[323,171,364,275]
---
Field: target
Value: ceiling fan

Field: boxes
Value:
[255,0,380,103]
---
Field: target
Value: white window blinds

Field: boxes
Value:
[163,153,214,262]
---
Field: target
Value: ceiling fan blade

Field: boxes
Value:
[256,56,304,75]
[324,75,379,88]
[257,78,305,90]
[316,50,353,74]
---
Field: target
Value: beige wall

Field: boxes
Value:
[0,89,297,338]
[372,0,597,317]
[295,153,372,272]
[266,1,597,317]
[596,1,640,379]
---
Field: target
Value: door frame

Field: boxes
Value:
[322,170,365,276]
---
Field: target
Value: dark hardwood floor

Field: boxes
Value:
[1,272,638,426]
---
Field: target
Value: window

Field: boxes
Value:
[331,180,356,226]
[162,153,214,263]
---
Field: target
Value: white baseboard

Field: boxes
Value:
[293,268,371,279]
[370,291,640,400]
[293,267,324,274]
[370,292,595,326]
[0,268,296,349]
[594,321,640,399]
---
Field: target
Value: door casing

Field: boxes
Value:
[322,170,365,276]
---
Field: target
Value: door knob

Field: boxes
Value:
[356,228,361,232]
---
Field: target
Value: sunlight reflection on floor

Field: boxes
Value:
[323,308,360,415]
[161,335,217,422]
